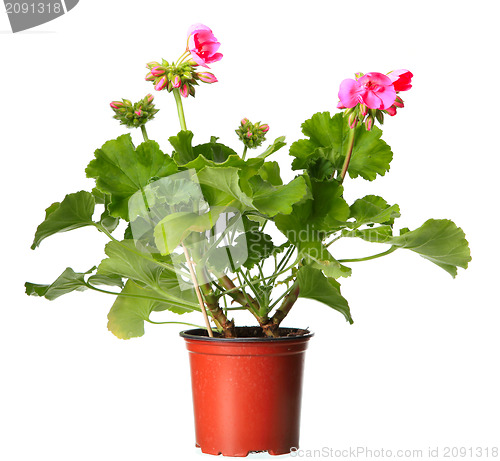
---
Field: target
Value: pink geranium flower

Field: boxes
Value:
[338,72,396,110]
[387,69,413,92]
[187,24,223,68]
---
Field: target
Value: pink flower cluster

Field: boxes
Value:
[338,69,413,115]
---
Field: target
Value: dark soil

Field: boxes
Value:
[212,326,310,338]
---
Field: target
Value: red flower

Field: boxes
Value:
[187,24,223,68]
[387,69,413,92]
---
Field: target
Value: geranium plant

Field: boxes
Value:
[26,24,471,340]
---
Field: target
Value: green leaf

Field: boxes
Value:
[107,279,194,340]
[240,230,275,269]
[86,135,177,220]
[193,137,238,163]
[107,281,154,339]
[197,167,254,210]
[290,112,393,181]
[258,136,287,159]
[97,240,199,309]
[258,161,283,186]
[299,240,352,279]
[349,195,401,228]
[25,267,94,300]
[344,219,471,277]
[87,274,124,288]
[250,176,310,217]
[31,191,96,249]
[297,265,353,324]
[97,240,165,287]
[275,179,349,241]
[153,207,226,255]
[169,130,195,165]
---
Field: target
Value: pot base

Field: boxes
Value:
[196,442,295,457]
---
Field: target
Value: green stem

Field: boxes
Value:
[268,283,294,310]
[215,258,299,296]
[242,146,248,160]
[140,125,149,142]
[338,246,397,263]
[269,281,300,328]
[337,126,356,183]
[85,283,200,312]
[173,89,187,131]
[145,319,205,328]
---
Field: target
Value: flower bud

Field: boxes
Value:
[365,116,374,131]
[348,112,358,129]
[151,66,165,77]
[375,110,384,124]
[393,96,404,108]
[235,118,269,149]
[180,84,189,98]
[155,76,168,91]
[146,61,160,69]
[359,104,368,117]
[385,106,397,116]
[110,95,159,129]
[173,75,181,88]
[197,72,218,83]
[145,72,155,81]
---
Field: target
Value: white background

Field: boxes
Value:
[1,1,498,460]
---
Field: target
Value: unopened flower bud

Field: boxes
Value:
[375,110,384,124]
[145,72,155,81]
[359,104,368,117]
[135,110,142,117]
[385,106,397,116]
[393,96,404,108]
[235,118,269,149]
[155,76,168,91]
[365,116,374,131]
[173,75,181,88]
[180,84,189,98]
[146,94,154,103]
[146,61,160,69]
[110,101,123,109]
[348,112,357,129]
[197,72,218,83]
[151,66,165,77]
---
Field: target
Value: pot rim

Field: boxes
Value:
[179,327,314,343]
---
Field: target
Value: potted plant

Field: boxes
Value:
[25,23,471,457]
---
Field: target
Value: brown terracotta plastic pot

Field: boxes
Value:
[180,327,314,457]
